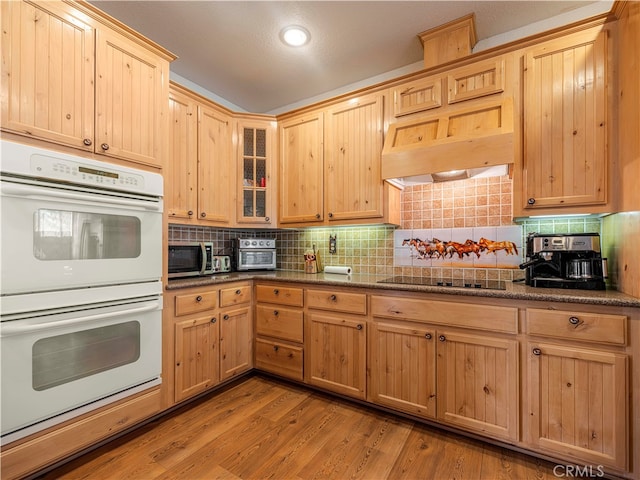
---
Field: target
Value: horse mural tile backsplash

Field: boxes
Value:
[394,225,523,269]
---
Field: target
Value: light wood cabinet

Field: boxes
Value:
[307,311,367,399]
[436,330,518,442]
[174,314,219,403]
[278,92,400,227]
[1,0,173,168]
[236,118,276,226]
[525,307,628,470]
[391,75,443,118]
[219,305,253,380]
[167,83,234,226]
[254,284,304,381]
[522,27,609,211]
[369,320,437,418]
[279,112,324,223]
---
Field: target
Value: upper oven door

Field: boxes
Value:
[0,178,162,295]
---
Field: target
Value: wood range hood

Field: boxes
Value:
[381,14,514,184]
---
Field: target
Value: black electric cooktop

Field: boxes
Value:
[377,276,507,291]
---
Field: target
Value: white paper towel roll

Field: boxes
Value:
[324,265,352,275]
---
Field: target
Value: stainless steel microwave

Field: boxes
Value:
[168,242,230,278]
[235,238,276,271]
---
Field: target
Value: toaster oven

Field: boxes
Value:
[235,238,276,271]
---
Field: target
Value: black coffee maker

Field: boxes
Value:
[519,233,607,290]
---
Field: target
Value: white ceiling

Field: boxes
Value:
[90,1,611,114]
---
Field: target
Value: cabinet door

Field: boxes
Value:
[95,27,167,167]
[1,0,94,149]
[436,331,518,442]
[174,315,219,403]
[307,312,366,399]
[528,342,628,470]
[220,306,253,381]
[197,105,233,225]
[237,121,275,226]
[523,28,608,209]
[279,113,324,224]
[370,321,437,418]
[167,89,197,221]
[324,93,384,221]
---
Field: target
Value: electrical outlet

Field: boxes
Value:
[329,234,337,254]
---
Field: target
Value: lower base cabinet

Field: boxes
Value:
[220,306,253,381]
[527,342,628,470]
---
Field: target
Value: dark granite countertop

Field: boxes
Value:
[166,270,640,308]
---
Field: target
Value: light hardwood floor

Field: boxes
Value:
[38,375,558,479]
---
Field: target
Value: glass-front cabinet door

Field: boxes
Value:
[237,119,276,226]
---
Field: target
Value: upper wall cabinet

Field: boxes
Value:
[520,26,610,213]
[392,76,443,118]
[168,84,234,226]
[1,0,174,169]
[236,118,277,227]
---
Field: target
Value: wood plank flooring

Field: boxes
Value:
[37,375,558,480]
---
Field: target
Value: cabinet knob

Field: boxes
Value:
[329,294,337,301]
[425,333,432,340]
[356,324,363,330]
[315,213,321,219]
[438,335,446,342]
[527,198,536,205]
[187,210,193,216]
[101,143,109,151]
[210,317,217,323]
[328,212,334,218]
[223,314,229,320]
[273,345,279,352]
[532,347,542,356]
[83,138,92,146]
[235,289,242,295]
[200,212,206,218]
[568,316,580,325]
[265,217,270,222]
[273,310,279,316]
[273,289,279,295]
[195,295,202,302]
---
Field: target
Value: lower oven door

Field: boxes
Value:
[0,295,162,440]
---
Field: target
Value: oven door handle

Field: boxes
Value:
[0,302,161,336]
[1,182,162,211]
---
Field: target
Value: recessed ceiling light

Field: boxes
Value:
[280,25,310,47]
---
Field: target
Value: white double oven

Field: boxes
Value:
[0,140,163,444]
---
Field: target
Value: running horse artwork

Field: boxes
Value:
[402,236,519,261]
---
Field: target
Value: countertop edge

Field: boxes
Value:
[166,271,640,308]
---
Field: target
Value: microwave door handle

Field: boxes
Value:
[200,242,207,275]
[0,301,161,336]
[1,182,161,211]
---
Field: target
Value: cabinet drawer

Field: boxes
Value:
[526,308,626,345]
[306,289,367,315]
[255,338,303,381]
[174,290,217,316]
[256,305,303,343]
[256,285,303,306]
[371,296,517,334]
[220,284,251,307]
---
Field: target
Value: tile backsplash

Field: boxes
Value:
[169,175,603,281]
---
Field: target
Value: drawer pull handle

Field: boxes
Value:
[210,317,217,324]
[83,138,92,146]
[532,348,542,356]
[187,210,193,216]
[235,289,242,295]
[101,143,109,151]
[223,314,229,320]
[273,345,279,352]
[356,324,363,330]
[425,333,432,340]
[273,310,279,316]
[438,335,446,342]
[568,316,580,325]
[273,289,279,295]
[195,295,202,302]
[330,294,337,301]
